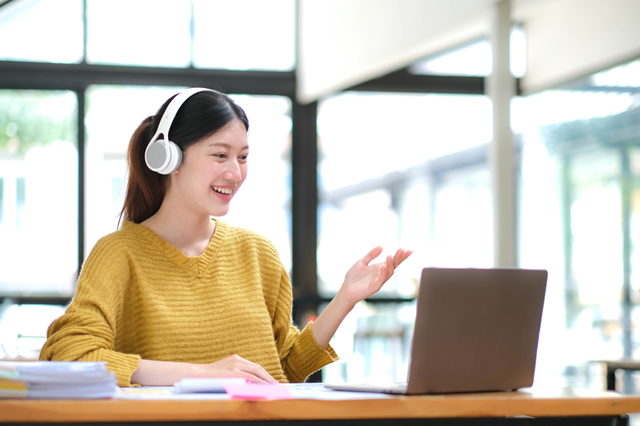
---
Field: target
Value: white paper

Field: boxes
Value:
[285,383,393,400]
[174,378,246,393]
[116,383,392,400]
[116,387,230,400]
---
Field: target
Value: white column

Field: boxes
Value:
[488,0,516,267]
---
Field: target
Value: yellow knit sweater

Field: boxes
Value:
[39,220,338,387]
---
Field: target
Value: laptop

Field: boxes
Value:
[325,267,547,395]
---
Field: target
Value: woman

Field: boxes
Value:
[40,88,411,387]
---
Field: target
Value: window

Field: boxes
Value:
[323,301,416,384]
[86,0,192,67]
[15,177,25,228]
[0,90,78,297]
[0,177,4,225]
[318,92,492,296]
[85,0,295,70]
[0,0,83,63]
[0,0,296,70]
[318,92,492,383]
[0,304,66,360]
[193,0,295,71]
[516,58,640,390]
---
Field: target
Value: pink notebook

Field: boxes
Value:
[224,383,292,400]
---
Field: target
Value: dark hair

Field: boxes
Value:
[118,89,249,225]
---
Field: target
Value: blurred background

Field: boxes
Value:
[0,0,640,399]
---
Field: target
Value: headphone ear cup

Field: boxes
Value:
[145,88,212,175]
[163,140,182,174]
[145,139,182,175]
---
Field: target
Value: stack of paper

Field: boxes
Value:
[0,361,117,399]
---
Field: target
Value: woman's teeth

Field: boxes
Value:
[213,186,233,195]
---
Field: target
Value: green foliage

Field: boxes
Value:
[0,90,77,155]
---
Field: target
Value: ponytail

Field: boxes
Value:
[118,116,168,226]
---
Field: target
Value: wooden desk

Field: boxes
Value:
[1,387,639,426]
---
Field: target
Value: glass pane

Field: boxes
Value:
[318,93,491,190]
[0,90,78,296]
[0,0,83,63]
[0,178,4,225]
[409,26,525,77]
[317,92,491,296]
[0,304,66,360]
[319,190,400,296]
[411,39,491,77]
[631,148,640,334]
[193,0,295,71]
[86,0,191,67]
[591,60,640,88]
[431,165,492,268]
[323,301,416,384]
[85,87,292,271]
[517,58,640,389]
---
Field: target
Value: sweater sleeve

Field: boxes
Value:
[272,266,339,383]
[39,236,141,387]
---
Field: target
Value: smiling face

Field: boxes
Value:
[167,119,249,218]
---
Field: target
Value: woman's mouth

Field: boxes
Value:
[212,186,233,195]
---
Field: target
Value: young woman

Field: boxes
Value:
[40,88,411,387]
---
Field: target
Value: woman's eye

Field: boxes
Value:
[213,153,226,159]
[240,155,248,161]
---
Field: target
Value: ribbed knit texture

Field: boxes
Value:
[39,220,339,387]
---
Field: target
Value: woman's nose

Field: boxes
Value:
[224,160,242,181]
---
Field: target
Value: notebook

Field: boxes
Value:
[325,267,548,395]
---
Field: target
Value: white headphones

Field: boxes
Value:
[145,87,215,175]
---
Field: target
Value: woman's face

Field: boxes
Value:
[170,118,249,218]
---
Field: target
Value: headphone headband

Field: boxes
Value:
[145,87,216,175]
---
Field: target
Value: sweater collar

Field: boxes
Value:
[121,218,228,268]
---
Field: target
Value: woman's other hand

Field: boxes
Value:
[131,355,277,386]
[194,354,277,384]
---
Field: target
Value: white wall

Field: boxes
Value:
[297,0,640,102]
[522,0,640,93]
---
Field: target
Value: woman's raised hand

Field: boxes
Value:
[308,246,412,350]
[338,247,412,308]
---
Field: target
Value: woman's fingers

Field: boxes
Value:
[235,358,277,384]
[363,247,412,271]
[346,247,413,298]
[376,249,412,289]
[392,248,412,268]
[244,362,277,384]
[210,355,277,384]
[385,254,395,280]
[360,246,384,266]
[370,256,393,292]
